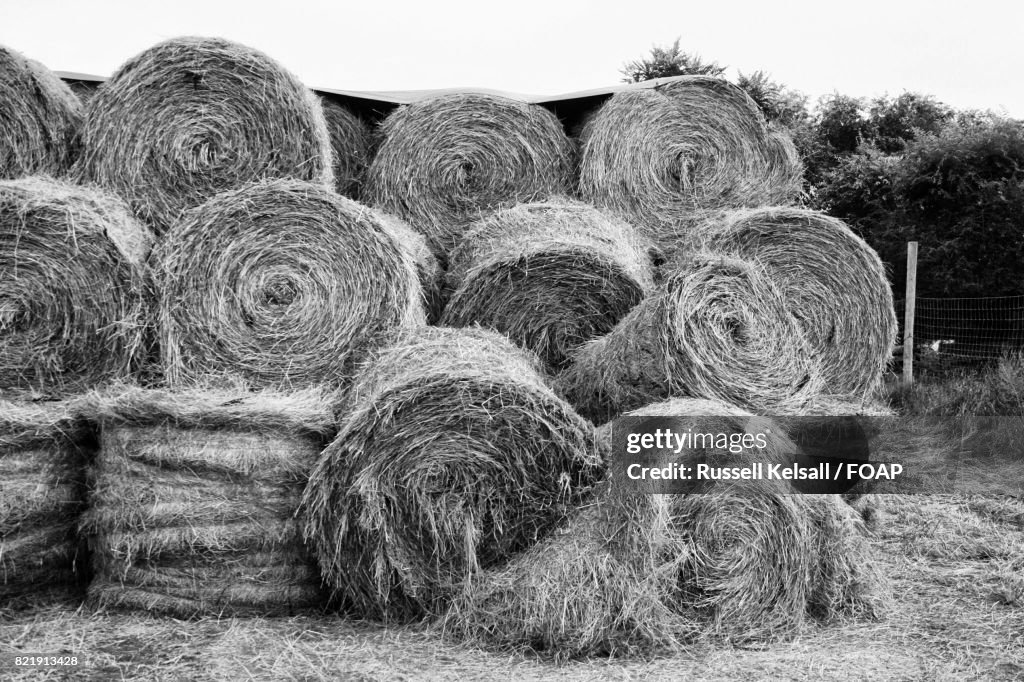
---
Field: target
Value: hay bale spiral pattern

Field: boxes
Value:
[153,178,425,390]
[694,206,898,397]
[557,251,821,425]
[441,199,655,369]
[0,45,82,179]
[302,327,601,620]
[75,36,333,234]
[364,93,574,258]
[577,76,802,247]
[0,177,153,398]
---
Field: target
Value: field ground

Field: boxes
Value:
[2,495,1022,681]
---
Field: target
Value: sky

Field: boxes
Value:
[2,0,1022,117]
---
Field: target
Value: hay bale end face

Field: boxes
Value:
[1,399,92,607]
[557,251,821,425]
[320,97,373,199]
[694,207,898,398]
[302,327,602,621]
[441,200,655,370]
[577,76,803,249]
[153,178,425,391]
[0,45,82,180]
[78,385,335,617]
[376,212,445,324]
[364,93,574,260]
[0,177,154,399]
[75,36,333,234]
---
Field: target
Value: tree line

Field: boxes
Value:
[625,39,1024,299]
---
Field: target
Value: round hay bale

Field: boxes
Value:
[0,45,82,179]
[75,36,333,235]
[77,384,335,617]
[320,97,373,199]
[0,176,154,398]
[0,399,91,607]
[577,76,802,248]
[556,251,822,425]
[376,212,445,324]
[301,327,601,621]
[692,207,898,398]
[153,178,425,390]
[363,93,574,260]
[441,199,656,370]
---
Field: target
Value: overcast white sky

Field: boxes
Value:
[2,0,1022,117]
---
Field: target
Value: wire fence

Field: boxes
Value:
[896,295,1024,374]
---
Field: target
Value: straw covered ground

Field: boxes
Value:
[74,36,333,234]
[690,206,898,399]
[302,327,602,621]
[0,399,91,607]
[76,384,336,618]
[442,199,655,369]
[0,176,153,398]
[577,76,802,249]
[0,44,82,180]
[153,178,425,390]
[364,93,574,260]
[557,251,821,424]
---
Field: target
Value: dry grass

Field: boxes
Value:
[442,199,655,370]
[74,36,333,234]
[76,385,334,618]
[0,44,82,179]
[320,97,373,199]
[690,206,898,399]
[364,93,574,260]
[152,178,425,391]
[377,212,445,324]
[0,176,154,398]
[302,327,602,621]
[577,76,802,248]
[557,251,821,425]
[0,399,91,607]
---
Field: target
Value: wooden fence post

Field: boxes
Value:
[903,241,918,385]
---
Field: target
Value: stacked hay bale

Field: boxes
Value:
[79,385,334,617]
[364,93,574,261]
[302,327,601,620]
[1,400,91,607]
[691,207,898,398]
[557,251,821,424]
[0,177,153,398]
[75,36,333,235]
[441,200,656,370]
[443,397,888,656]
[577,76,802,252]
[320,97,373,199]
[152,178,425,390]
[0,45,82,179]
[377,212,445,324]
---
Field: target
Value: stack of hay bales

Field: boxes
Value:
[691,207,898,398]
[577,77,802,252]
[302,327,601,620]
[75,36,333,234]
[1,400,91,606]
[0,44,82,179]
[441,200,655,370]
[152,178,425,390]
[364,93,574,261]
[79,385,334,617]
[442,397,888,656]
[377,212,445,324]
[557,251,822,424]
[319,97,373,199]
[0,177,153,398]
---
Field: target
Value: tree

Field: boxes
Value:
[735,70,810,128]
[868,93,953,153]
[621,38,726,83]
